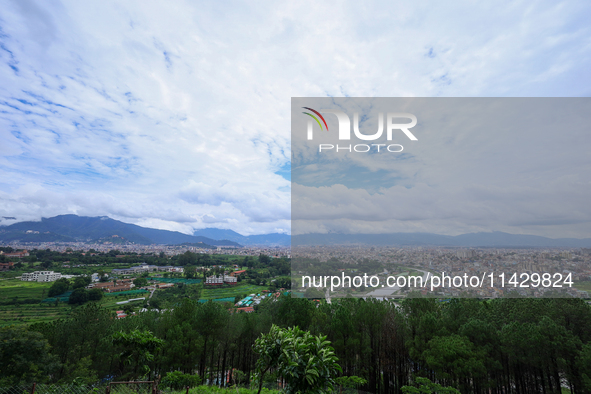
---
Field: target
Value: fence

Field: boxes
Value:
[0,382,160,394]
[0,384,100,394]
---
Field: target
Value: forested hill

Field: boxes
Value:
[0,215,241,246]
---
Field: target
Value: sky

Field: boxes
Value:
[0,1,590,237]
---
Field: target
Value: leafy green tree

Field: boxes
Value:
[73,275,92,289]
[58,356,98,385]
[178,251,197,266]
[422,335,486,384]
[41,260,53,269]
[0,326,59,385]
[112,329,163,380]
[258,254,271,265]
[87,288,104,301]
[48,278,70,297]
[253,324,341,394]
[579,343,591,391]
[69,288,89,305]
[134,277,148,287]
[185,266,197,279]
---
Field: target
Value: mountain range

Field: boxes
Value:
[0,215,241,246]
[2,215,590,248]
[292,232,591,248]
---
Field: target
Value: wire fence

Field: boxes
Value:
[0,383,373,394]
[0,384,100,394]
[0,383,157,394]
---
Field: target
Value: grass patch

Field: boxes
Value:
[574,281,591,292]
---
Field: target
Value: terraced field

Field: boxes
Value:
[200,283,268,300]
[0,303,73,326]
[0,279,52,303]
[0,278,156,325]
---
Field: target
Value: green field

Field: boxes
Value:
[0,278,156,326]
[200,283,268,300]
[0,303,73,326]
[0,279,52,303]
[574,281,591,293]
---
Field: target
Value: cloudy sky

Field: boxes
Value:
[0,1,590,236]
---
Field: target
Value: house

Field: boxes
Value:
[0,262,14,271]
[111,264,182,276]
[230,270,246,277]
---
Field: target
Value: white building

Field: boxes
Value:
[205,275,238,285]
[21,271,62,282]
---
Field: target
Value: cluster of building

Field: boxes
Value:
[205,275,237,285]
[89,279,135,293]
[0,249,28,271]
[111,263,184,276]
[234,291,286,312]
[204,269,246,286]
[0,241,290,258]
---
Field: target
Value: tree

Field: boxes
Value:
[259,254,271,265]
[161,371,201,390]
[178,251,197,266]
[73,275,92,289]
[69,288,89,305]
[48,278,70,297]
[87,288,104,301]
[112,329,164,380]
[0,326,59,385]
[253,324,341,394]
[402,377,461,394]
[335,376,368,393]
[133,277,148,288]
[305,287,324,299]
[185,266,197,279]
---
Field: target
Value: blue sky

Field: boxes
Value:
[0,0,590,236]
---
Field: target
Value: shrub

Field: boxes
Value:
[161,371,202,390]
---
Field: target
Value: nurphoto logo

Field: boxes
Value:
[302,107,418,153]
